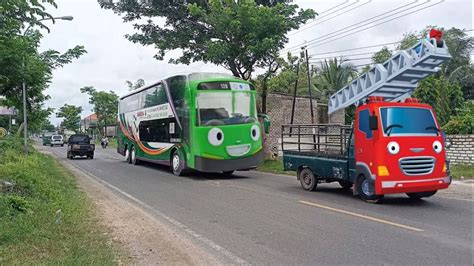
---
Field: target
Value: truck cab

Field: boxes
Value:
[352,96,450,201]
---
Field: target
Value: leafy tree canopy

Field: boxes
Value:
[56,104,82,132]
[80,86,118,135]
[125,79,145,91]
[99,0,315,79]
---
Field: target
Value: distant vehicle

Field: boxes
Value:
[50,135,64,147]
[42,135,52,146]
[63,130,76,143]
[117,73,269,176]
[67,134,95,159]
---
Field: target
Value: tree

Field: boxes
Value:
[99,0,315,80]
[56,104,82,132]
[443,100,474,134]
[371,47,392,64]
[414,75,464,126]
[0,0,86,134]
[126,79,145,91]
[314,58,357,101]
[80,86,118,136]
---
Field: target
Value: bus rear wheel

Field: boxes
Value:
[130,146,140,165]
[171,150,185,176]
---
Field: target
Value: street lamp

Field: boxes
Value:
[22,16,74,153]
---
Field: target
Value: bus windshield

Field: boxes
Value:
[197,91,257,126]
[380,107,438,136]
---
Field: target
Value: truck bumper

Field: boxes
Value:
[377,176,451,194]
[194,150,264,173]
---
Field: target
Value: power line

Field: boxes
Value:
[289,0,368,37]
[307,41,401,56]
[283,0,423,53]
[304,0,445,51]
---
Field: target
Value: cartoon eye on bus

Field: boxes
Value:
[117,73,267,176]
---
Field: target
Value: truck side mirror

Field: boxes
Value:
[369,115,378,130]
[258,114,271,134]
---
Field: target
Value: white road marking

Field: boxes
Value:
[299,200,424,232]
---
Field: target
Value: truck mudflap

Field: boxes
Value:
[376,176,451,194]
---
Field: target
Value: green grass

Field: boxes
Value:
[0,137,121,264]
[450,164,474,179]
[256,158,295,176]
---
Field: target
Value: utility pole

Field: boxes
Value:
[305,49,317,148]
[289,60,300,136]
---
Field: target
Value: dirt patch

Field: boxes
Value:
[40,148,218,265]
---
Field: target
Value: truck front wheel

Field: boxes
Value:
[299,168,318,191]
[356,175,382,203]
[406,190,437,200]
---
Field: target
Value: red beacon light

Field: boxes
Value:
[367,96,385,103]
[404,98,420,103]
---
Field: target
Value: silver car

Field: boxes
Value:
[50,135,64,147]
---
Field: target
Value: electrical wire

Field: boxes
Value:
[304,0,445,51]
[289,0,368,37]
[283,0,423,53]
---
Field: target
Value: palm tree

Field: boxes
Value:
[314,58,357,100]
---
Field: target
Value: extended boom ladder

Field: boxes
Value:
[328,38,451,114]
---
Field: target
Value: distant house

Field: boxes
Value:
[80,113,117,137]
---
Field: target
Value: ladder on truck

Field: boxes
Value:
[328,38,451,114]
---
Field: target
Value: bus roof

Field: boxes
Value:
[119,72,242,100]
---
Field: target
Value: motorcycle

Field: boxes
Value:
[101,140,108,149]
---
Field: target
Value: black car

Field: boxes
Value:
[67,134,95,159]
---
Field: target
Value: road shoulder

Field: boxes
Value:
[38,146,219,265]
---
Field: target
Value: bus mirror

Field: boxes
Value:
[258,114,271,134]
[369,115,378,131]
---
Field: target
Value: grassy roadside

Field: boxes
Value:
[256,159,295,176]
[257,158,473,180]
[450,164,474,179]
[0,137,121,264]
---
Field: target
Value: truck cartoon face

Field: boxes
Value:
[354,99,450,195]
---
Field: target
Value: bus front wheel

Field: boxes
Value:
[172,150,185,176]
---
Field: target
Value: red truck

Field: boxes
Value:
[282,30,452,203]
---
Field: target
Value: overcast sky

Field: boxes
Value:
[40,0,473,126]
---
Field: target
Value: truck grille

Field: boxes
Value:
[399,157,435,176]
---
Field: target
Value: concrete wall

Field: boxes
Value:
[446,134,474,165]
[264,93,345,157]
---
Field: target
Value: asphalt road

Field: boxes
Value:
[42,143,473,264]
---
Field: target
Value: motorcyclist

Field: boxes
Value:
[100,136,109,148]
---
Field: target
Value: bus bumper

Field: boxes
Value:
[194,150,265,173]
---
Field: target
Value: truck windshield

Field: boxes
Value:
[380,107,438,136]
[196,91,257,126]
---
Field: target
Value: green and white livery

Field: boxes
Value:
[117,73,265,175]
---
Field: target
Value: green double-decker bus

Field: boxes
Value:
[117,73,265,176]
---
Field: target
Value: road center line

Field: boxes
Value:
[298,200,424,232]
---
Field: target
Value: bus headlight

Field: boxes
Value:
[433,140,443,153]
[387,141,400,155]
[250,125,260,141]
[208,128,224,146]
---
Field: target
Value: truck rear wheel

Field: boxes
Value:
[406,190,437,200]
[299,168,318,191]
[356,175,382,203]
